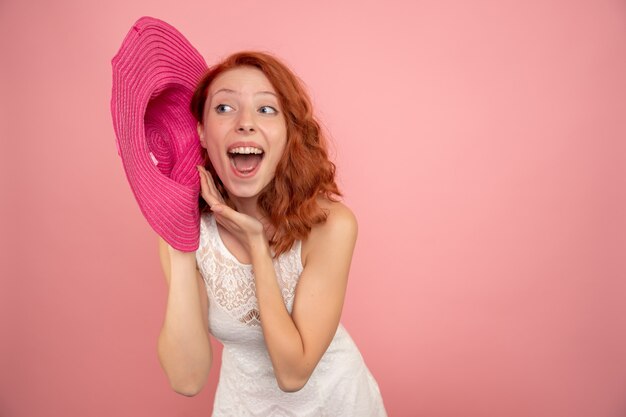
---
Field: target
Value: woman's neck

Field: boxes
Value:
[228,194,262,219]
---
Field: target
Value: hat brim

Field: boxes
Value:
[111,16,208,252]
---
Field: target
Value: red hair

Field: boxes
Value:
[190,51,341,256]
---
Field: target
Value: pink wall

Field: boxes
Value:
[1,1,625,416]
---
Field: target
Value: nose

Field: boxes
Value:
[236,109,256,134]
[237,124,255,134]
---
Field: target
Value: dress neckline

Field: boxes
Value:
[209,214,253,267]
[205,213,304,270]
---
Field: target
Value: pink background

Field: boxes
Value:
[1,1,625,416]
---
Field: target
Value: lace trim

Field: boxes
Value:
[196,213,303,327]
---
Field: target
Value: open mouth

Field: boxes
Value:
[227,145,264,175]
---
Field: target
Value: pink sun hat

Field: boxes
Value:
[111,16,208,251]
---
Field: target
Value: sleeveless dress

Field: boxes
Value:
[195,213,388,417]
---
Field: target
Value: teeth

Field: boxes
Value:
[228,146,263,155]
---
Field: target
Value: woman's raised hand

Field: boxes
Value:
[196,166,267,257]
[197,165,224,208]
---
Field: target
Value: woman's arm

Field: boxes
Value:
[156,236,212,396]
[214,201,356,392]
[197,165,356,392]
[253,202,356,392]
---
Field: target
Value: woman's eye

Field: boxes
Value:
[258,106,277,115]
[215,104,234,113]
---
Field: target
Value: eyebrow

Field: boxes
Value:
[211,88,277,98]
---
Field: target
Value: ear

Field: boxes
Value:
[197,123,207,149]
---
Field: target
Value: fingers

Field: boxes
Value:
[213,205,242,225]
[214,207,265,237]
[213,212,234,230]
[195,166,264,239]
[197,166,224,208]
[204,169,224,203]
[197,165,214,199]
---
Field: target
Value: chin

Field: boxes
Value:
[223,180,268,201]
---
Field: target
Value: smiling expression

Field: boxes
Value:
[197,66,288,201]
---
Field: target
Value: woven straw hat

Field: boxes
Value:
[111,16,208,251]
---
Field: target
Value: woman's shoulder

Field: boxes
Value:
[315,197,358,234]
[301,198,358,265]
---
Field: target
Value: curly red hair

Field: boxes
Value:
[190,51,341,256]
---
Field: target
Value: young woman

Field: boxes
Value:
[157,51,387,416]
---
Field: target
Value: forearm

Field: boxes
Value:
[251,242,307,392]
[158,251,212,395]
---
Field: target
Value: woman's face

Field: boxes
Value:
[198,66,287,200]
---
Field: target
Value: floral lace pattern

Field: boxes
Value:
[193,212,388,416]
[196,213,302,326]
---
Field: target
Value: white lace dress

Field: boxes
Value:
[195,213,387,417]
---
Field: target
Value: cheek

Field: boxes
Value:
[202,137,225,173]
[203,125,225,157]
[206,142,224,168]
[271,123,288,154]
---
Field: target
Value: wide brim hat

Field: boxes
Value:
[111,16,208,251]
